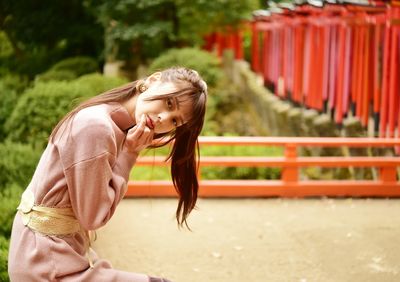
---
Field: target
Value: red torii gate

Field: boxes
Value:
[203,27,245,60]
[251,1,400,137]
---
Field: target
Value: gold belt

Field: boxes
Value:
[17,189,95,267]
[17,189,81,236]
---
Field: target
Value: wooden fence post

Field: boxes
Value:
[282,143,298,182]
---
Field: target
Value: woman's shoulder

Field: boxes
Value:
[56,104,119,167]
[72,104,115,137]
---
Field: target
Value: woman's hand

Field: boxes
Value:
[124,114,154,154]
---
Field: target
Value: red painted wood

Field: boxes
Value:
[128,137,400,198]
[136,156,400,168]
[196,136,400,146]
[251,22,260,73]
[127,180,400,198]
[380,9,392,137]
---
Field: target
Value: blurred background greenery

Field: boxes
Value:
[0,0,262,78]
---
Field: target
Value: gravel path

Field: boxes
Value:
[94,198,400,282]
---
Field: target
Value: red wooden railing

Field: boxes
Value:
[126,136,400,198]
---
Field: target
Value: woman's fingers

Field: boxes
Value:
[140,127,154,144]
[144,128,154,145]
[127,114,146,139]
[125,114,154,153]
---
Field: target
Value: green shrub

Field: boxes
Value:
[0,32,13,58]
[0,31,13,78]
[5,74,128,149]
[0,142,41,189]
[148,48,222,88]
[0,236,9,282]
[0,184,22,238]
[50,56,99,77]
[0,75,30,141]
[5,81,92,148]
[200,145,282,180]
[0,74,29,95]
[0,87,17,141]
[130,145,282,181]
[35,70,77,83]
[74,73,128,98]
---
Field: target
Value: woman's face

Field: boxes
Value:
[134,81,193,134]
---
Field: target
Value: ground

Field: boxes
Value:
[94,198,400,282]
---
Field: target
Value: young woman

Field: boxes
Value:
[8,67,207,282]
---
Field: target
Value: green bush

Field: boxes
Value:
[148,48,222,88]
[0,32,13,58]
[200,145,282,180]
[130,145,282,181]
[34,56,99,83]
[5,74,128,149]
[49,56,99,77]
[0,184,22,238]
[74,73,128,98]
[0,75,29,94]
[0,236,9,282]
[35,70,77,83]
[5,81,92,148]
[0,31,13,78]
[0,142,41,189]
[0,75,30,141]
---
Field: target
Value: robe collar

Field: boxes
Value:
[109,103,135,131]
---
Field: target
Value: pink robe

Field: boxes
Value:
[8,103,149,281]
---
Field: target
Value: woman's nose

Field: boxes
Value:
[158,112,173,125]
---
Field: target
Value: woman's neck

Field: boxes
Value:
[121,95,138,124]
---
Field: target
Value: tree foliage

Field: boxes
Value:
[0,0,103,77]
[0,0,259,76]
[90,0,259,66]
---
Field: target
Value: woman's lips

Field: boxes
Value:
[146,115,154,129]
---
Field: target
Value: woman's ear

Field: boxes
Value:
[145,72,162,84]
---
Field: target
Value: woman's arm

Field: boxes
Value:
[57,112,153,230]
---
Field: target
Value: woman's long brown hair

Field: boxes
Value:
[49,67,207,228]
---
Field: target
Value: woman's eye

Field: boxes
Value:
[173,119,178,127]
[167,98,173,109]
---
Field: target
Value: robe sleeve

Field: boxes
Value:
[56,111,138,230]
